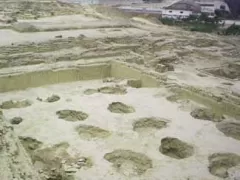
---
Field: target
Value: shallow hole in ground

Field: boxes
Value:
[56,110,88,122]
[208,153,240,178]
[159,137,194,159]
[83,85,127,95]
[104,149,152,176]
[190,108,225,122]
[33,142,93,180]
[108,102,135,114]
[75,125,111,139]
[37,94,60,103]
[19,136,43,155]
[10,116,23,125]
[0,99,32,109]
[132,117,168,132]
[216,121,240,140]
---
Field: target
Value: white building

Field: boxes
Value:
[195,0,230,14]
[162,0,201,19]
[162,9,192,19]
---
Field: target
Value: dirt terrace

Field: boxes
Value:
[0,1,240,180]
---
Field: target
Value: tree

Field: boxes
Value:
[225,0,240,19]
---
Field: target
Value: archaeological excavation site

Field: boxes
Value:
[0,0,240,180]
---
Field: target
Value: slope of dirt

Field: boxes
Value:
[0,114,41,180]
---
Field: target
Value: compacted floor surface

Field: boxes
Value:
[1,79,240,180]
[0,1,240,180]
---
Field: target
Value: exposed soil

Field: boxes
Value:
[0,100,32,109]
[127,79,142,88]
[19,136,43,155]
[108,102,135,114]
[1,1,240,179]
[132,117,168,131]
[216,121,240,140]
[207,62,240,80]
[190,108,225,122]
[12,22,39,32]
[10,117,23,125]
[159,137,194,159]
[56,110,88,122]
[208,153,240,178]
[75,125,111,139]
[84,86,127,95]
[104,149,152,175]
[102,78,121,83]
[98,86,127,94]
[46,94,60,103]
[31,142,74,180]
[0,115,41,180]
[83,89,98,95]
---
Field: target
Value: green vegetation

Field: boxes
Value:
[161,12,240,36]
[223,24,240,35]
[160,13,221,33]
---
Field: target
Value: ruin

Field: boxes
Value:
[0,0,240,180]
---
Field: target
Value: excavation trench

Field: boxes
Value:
[0,61,160,92]
[1,60,240,179]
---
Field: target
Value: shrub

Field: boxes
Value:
[224,24,240,35]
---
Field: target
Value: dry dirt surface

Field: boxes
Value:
[1,0,240,180]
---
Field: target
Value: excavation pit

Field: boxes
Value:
[190,108,225,122]
[0,99,32,109]
[75,125,111,139]
[0,61,240,180]
[108,102,135,114]
[104,149,152,175]
[19,136,43,154]
[84,85,127,95]
[56,110,88,122]
[159,137,194,159]
[133,117,168,132]
[208,153,240,178]
[216,121,240,141]
[0,61,160,93]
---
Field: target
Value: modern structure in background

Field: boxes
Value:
[195,0,230,17]
[162,0,201,19]
[225,0,240,19]
[58,0,238,20]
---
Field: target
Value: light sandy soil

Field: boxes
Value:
[1,80,240,180]
[0,1,240,180]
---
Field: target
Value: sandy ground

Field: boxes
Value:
[1,80,240,180]
[0,1,240,180]
[0,27,148,46]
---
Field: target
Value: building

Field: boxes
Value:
[161,9,193,19]
[162,0,201,19]
[195,0,230,15]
